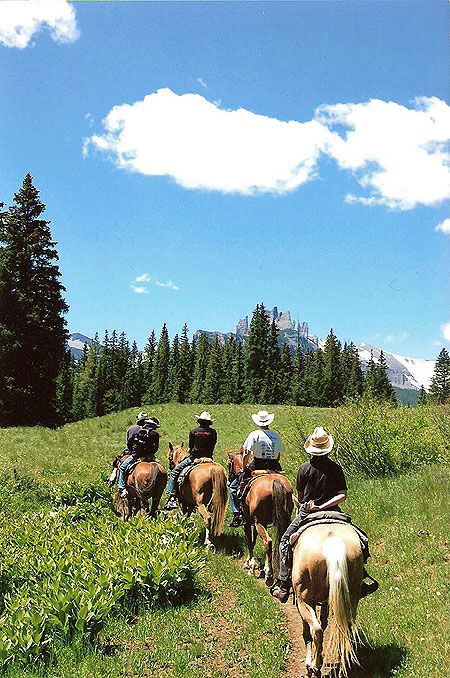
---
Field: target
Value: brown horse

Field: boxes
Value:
[168,443,228,550]
[292,522,363,677]
[227,449,293,586]
[109,455,167,521]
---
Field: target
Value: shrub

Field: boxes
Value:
[331,398,450,477]
[0,509,205,667]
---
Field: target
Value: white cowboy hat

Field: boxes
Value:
[196,411,213,423]
[251,410,275,427]
[136,411,148,422]
[304,426,334,456]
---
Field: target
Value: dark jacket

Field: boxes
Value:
[188,426,217,458]
[128,427,159,457]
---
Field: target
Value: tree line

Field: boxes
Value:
[1,176,449,428]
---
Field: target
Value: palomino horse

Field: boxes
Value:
[168,443,228,550]
[227,449,293,586]
[292,522,363,678]
[109,455,167,521]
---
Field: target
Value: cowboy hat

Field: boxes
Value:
[251,410,275,427]
[144,416,160,428]
[136,411,148,422]
[304,426,334,456]
[196,411,213,423]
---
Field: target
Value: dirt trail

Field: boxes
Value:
[275,594,308,678]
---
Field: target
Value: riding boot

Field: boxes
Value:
[270,580,291,603]
[360,568,379,598]
[162,494,178,510]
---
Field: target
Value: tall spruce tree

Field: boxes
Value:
[203,336,223,403]
[291,348,305,405]
[151,324,170,403]
[143,330,157,402]
[278,344,293,403]
[245,303,270,402]
[0,175,68,426]
[230,340,245,404]
[364,350,396,404]
[166,334,180,401]
[177,324,191,403]
[190,333,210,402]
[417,385,428,406]
[312,349,326,407]
[429,348,450,403]
[323,329,343,407]
[261,320,280,403]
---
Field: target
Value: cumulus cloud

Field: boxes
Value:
[0,0,79,49]
[131,285,149,295]
[135,273,152,282]
[318,97,450,209]
[442,322,450,342]
[85,89,450,208]
[155,280,180,290]
[435,218,450,234]
[86,88,333,195]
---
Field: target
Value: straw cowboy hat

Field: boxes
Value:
[196,411,213,423]
[251,410,275,427]
[304,426,334,456]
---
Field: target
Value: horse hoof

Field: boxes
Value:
[265,575,274,588]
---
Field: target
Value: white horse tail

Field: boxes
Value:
[322,536,359,676]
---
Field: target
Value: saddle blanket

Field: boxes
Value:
[177,458,213,489]
[289,511,369,558]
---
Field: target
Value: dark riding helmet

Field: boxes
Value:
[144,417,160,428]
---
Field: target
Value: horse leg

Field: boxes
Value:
[297,599,323,678]
[244,520,257,575]
[139,496,149,517]
[255,522,273,587]
[197,502,215,551]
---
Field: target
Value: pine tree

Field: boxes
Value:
[230,340,245,404]
[417,385,428,406]
[312,349,326,407]
[0,175,68,426]
[151,324,170,403]
[143,330,157,403]
[166,334,180,401]
[55,349,75,423]
[177,324,191,403]
[278,344,293,403]
[342,342,364,400]
[203,336,223,403]
[220,338,235,404]
[245,303,270,402]
[364,350,397,404]
[429,348,450,403]
[190,333,210,402]
[261,320,280,403]
[323,329,343,407]
[71,340,98,419]
[291,348,305,405]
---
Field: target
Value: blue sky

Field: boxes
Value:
[0,0,449,359]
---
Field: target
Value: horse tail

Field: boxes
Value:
[209,465,228,537]
[272,479,293,576]
[139,462,159,493]
[322,536,359,676]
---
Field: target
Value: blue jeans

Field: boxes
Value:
[166,456,194,496]
[118,455,136,491]
[229,477,240,514]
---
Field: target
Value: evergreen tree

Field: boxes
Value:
[0,175,68,426]
[245,303,270,402]
[177,324,191,403]
[71,340,98,419]
[429,348,450,403]
[278,344,293,403]
[124,340,144,407]
[364,350,397,404]
[220,338,236,404]
[346,349,364,400]
[166,334,180,401]
[291,348,305,405]
[323,329,343,407]
[151,324,170,403]
[312,349,326,407]
[261,320,280,403]
[300,350,315,406]
[417,385,428,406]
[143,330,157,402]
[203,336,223,403]
[230,340,245,404]
[56,349,75,423]
[190,333,210,402]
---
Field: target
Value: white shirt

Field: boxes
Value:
[243,429,283,460]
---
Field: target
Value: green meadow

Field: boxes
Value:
[0,403,449,677]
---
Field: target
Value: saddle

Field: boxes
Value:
[122,456,157,482]
[289,510,369,559]
[237,470,284,503]
[176,457,213,490]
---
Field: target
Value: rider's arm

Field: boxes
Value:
[308,491,347,512]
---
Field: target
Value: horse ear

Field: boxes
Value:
[169,442,173,452]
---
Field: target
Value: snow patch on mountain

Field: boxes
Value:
[357,343,435,391]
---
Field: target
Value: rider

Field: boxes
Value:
[270,426,379,602]
[162,412,217,510]
[126,411,148,450]
[229,410,283,527]
[118,416,160,498]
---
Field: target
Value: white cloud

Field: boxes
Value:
[155,280,180,291]
[442,322,450,342]
[135,273,152,282]
[435,218,450,234]
[86,88,333,195]
[317,97,450,210]
[131,285,149,295]
[197,77,208,89]
[384,333,410,344]
[86,90,450,208]
[0,0,79,49]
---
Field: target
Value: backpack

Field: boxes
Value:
[132,426,154,455]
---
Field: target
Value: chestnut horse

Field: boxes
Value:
[109,455,167,521]
[292,522,363,677]
[168,443,228,550]
[227,449,293,586]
